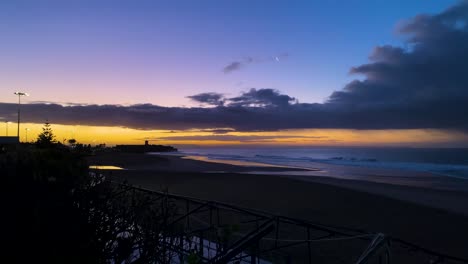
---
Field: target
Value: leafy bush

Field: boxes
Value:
[2,146,176,263]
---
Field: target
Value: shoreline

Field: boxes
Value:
[178,152,468,193]
[87,152,468,258]
[87,152,468,215]
[153,148,468,178]
[90,151,468,191]
[181,154,321,171]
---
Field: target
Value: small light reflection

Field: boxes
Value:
[89,165,124,170]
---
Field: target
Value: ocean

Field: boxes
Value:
[172,146,468,180]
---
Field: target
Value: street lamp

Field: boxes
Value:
[14,91,29,141]
[5,121,11,136]
[25,128,30,142]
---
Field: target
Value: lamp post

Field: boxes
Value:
[14,92,29,141]
[5,121,11,136]
[25,128,30,142]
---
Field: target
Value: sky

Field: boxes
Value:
[1,0,468,146]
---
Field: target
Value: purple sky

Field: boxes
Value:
[0,0,454,106]
[1,0,468,146]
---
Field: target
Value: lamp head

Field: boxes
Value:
[14,92,29,96]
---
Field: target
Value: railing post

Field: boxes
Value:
[210,204,213,227]
[186,200,190,229]
[355,233,387,264]
[179,234,184,263]
[199,231,204,259]
[275,217,280,249]
[251,251,256,264]
[307,227,311,264]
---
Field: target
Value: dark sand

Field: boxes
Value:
[87,152,468,259]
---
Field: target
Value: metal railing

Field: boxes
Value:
[108,180,468,264]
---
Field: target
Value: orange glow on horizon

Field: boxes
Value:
[8,122,468,147]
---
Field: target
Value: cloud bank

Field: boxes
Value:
[151,135,325,143]
[1,2,468,132]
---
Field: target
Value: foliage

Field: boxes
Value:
[2,146,177,263]
[187,250,202,264]
[36,121,57,147]
[2,147,92,263]
[76,179,179,263]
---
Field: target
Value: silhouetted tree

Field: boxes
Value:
[36,122,56,147]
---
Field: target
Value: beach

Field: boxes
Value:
[87,152,468,259]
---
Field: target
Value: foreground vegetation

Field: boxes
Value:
[2,124,179,263]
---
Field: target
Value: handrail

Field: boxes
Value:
[109,180,468,263]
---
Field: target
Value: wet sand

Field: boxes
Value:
[87,152,468,259]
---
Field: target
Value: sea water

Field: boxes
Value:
[172,146,468,180]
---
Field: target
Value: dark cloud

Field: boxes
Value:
[325,0,468,130]
[1,2,468,132]
[188,88,297,108]
[197,128,235,134]
[187,92,225,106]
[161,128,235,134]
[228,88,297,107]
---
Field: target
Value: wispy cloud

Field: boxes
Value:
[223,61,245,74]
[151,134,326,143]
[186,92,225,106]
[222,53,288,73]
